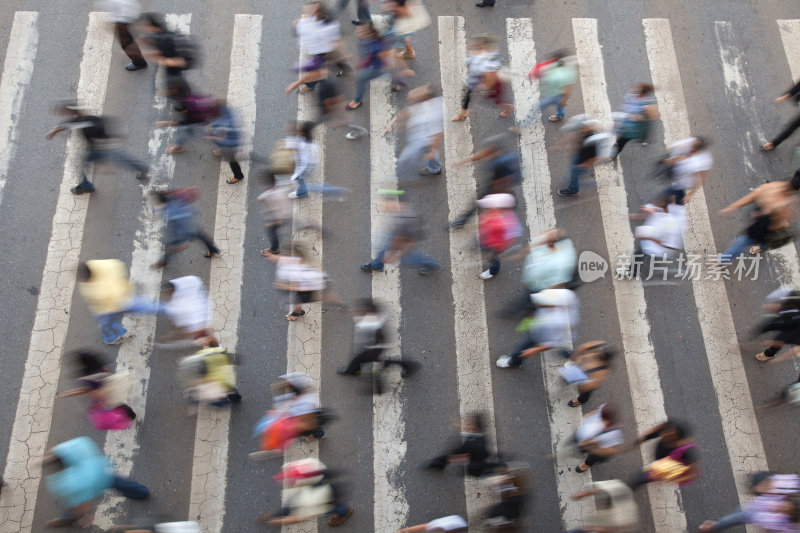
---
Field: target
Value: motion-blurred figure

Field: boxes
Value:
[160,276,218,347]
[496,288,579,369]
[138,12,197,109]
[477,193,522,280]
[758,374,800,412]
[204,102,245,184]
[556,117,602,197]
[98,0,147,71]
[361,192,440,275]
[616,198,686,278]
[43,436,149,528]
[55,350,136,431]
[77,259,162,345]
[390,84,443,180]
[762,76,800,152]
[424,413,503,477]
[256,458,353,527]
[382,0,431,62]
[396,515,468,532]
[530,50,577,124]
[257,170,293,257]
[483,462,532,530]
[46,102,149,194]
[452,34,512,122]
[573,403,624,474]
[751,287,800,363]
[563,341,615,408]
[117,519,201,533]
[346,22,393,110]
[265,240,330,321]
[337,298,417,379]
[340,0,372,26]
[609,83,658,159]
[654,136,712,205]
[699,473,800,532]
[567,480,640,533]
[178,346,242,413]
[519,229,578,294]
[627,420,699,490]
[157,94,221,154]
[151,188,220,268]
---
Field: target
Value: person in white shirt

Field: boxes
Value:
[617,198,686,278]
[97,0,147,71]
[574,404,625,473]
[396,515,468,532]
[659,136,713,205]
[389,84,444,180]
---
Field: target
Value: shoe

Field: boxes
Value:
[71,185,94,195]
[496,355,513,368]
[361,263,383,272]
[125,62,147,71]
[135,171,148,181]
[480,269,494,280]
[557,189,579,197]
[288,191,307,199]
[423,459,446,470]
[104,334,127,346]
[448,217,467,229]
[568,399,582,407]
[337,366,351,375]
[346,131,363,140]
[576,463,590,473]
[418,168,442,176]
[44,518,73,528]
[476,1,495,5]
[352,19,364,25]
[328,506,353,527]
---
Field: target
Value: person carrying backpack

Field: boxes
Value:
[477,193,522,280]
[158,95,221,155]
[138,12,198,110]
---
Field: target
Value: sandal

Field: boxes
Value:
[568,399,582,407]
[212,149,221,157]
[391,83,408,93]
[451,111,469,122]
[298,84,312,94]
[260,249,279,257]
[286,310,306,321]
[548,115,562,123]
[749,245,763,255]
[203,250,220,259]
[226,177,242,184]
[762,142,775,152]
[575,463,590,473]
[755,352,773,362]
[346,101,361,110]
[398,50,415,60]
[166,145,185,154]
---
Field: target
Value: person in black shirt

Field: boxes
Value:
[763,78,800,152]
[424,413,503,477]
[558,121,601,197]
[627,420,699,490]
[46,103,149,194]
[138,13,194,111]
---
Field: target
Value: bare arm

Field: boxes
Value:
[719,187,758,215]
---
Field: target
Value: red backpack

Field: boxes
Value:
[479,210,521,253]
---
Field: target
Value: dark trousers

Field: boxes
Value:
[461,87,472,110]
[576,389,593,404]
[112,475,150,499]
[341,348,415,375]
[266,223,282,253]
[217,147,244,180]
[611,135,633,158]
[115,22,146,66]
[507,337,538,367]
[488,252,501,276]
[770,112,800,147]
[339,0,371,21]
[161,231,219,265]
[583,453,606,467]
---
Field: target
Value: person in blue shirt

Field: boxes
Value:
[43,436,149,528]
[204,103,245,184]
[151,188,220,268]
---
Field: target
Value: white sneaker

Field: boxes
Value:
[496,355,512,368]
[288,191,299,199]
[480,269,494,280]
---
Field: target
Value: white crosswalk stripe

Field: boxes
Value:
[3,10,798,533]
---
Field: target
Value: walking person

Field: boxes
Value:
[151,188,220,268]
[361,193,441,275]
[532,50,577,123]
[284,121,319,199]
[390,84,444,180]
[383,0,431,62]
[265,241,328,321]
[556,119,602,197]
[616,198,686,278]
[752,287,800,363]
[46,102,149,194]
[656,136,713,205]
[763,77,800,152]
[609,83,658,159]
[346,22,393,110]
[424,413,503,477]
[567,480,640,532]
[337,298,417,377]
[477,193,523,280]
[138,12,197,109]
[452,34,513,122]
[98,0,147,71]
[43,436,149,528]
[157,94,221,155]
[204,102,245,184]
[627,420,700,491]
[160,276,219,348]
[564,341,615,408]
[339,0,372,25]
[257,170,293,257]
[574,404,625,473]
[77,259,162,345]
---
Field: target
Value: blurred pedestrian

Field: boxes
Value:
[751,287,800,363]
[160,276,218,347]
[77,259,162,345]
[46,102,149,194]
[717,172,800,264]
[383,0,431,62]
[656,136,713,205]
[257,171,293,257]
[477,193,522,280]
[157,94,221,154]
[609,83,658,159]
[574,404,625,473]
[117,519,201,533]
[616,198,686,277]
[256,458,353,527]
[452,34,513,122]
[55,350,136,431]
[390,84,443,180]
[699,473,800,532]
[531,50,577,123]
[519,229,578,294]
[98,0,147,71]
[564,341,615,408]
[288,121,319,199]
[204,101,245,184]
[496,288,579,369]
[337,298,417,377]
[424,413,503,477]
[340,0,372,26]
[758,374,800,412]
[178,346,242,412]
[43,436,149,528]
[346,22,393,110]
[483,463,532,530]
[138,12,197,109]
[396,515,468,532]
[567,480,640,533]
[556,118,601,197]
[361,192,441,275]
[762,77,800,152]
[265,241,328,321]
[151,188,220,268]
[627,420,699,490]
[313,68,369,139]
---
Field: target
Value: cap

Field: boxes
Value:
[477,193,516,209]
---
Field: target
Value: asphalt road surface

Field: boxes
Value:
[0,1,799,532]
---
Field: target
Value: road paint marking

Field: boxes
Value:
[93,14,191,529]
[0,13,113,533]
[573,18,687,532]
[438,15,499,526]
[507,17,594,529]
[0,11,39,210]
[280,49,328,533]
[369,78,409,533]
[644,18,768,527]
[188,14,262,533]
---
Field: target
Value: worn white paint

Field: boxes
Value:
[369,77,409,533]
[0,13,113,533]
[93,14,192,529]
[0,11,39,209]
[438,15,499,527]
[644,18,768,530]
[506,17,595,530]
[188,14,262,533]
[573,18,687,532]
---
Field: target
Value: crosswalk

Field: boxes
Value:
[0,8,798,533]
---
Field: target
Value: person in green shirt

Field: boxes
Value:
[536,51,577,123]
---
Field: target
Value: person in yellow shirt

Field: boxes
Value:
[78,260,162,345]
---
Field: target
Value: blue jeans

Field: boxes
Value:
[111,475,150,499]
[369,245,440,271]
[719,234,758,264]
[175,123,205,147]
[539,93,565,120]
[354,66,385,103]
[661,184,686,205]
[563,156,590,194]
[94,296,163,344]
[396,137,441,181]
